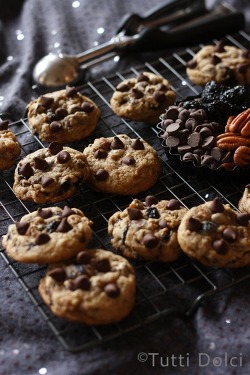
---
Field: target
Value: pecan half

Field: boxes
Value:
[234,145,250,166]
[216,133,250,149]
[228,108,250,136]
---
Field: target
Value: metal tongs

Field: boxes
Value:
[32,0,245,88]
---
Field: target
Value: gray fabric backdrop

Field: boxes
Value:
[0,1,250,374]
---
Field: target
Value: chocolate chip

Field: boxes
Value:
[167,199,181,210]
[213,239,228,254]
[237,63,249,74]
[222,228,237,242]
[190,109,207,122]
[211,55,221,65]
[202,136,215,150]
[210,147,224,161]
[186,217,202,231]
[94,149,108,159]
[236,213,249,226]
[122,156,135,165]
[127,207,143,220]
[177,145,192,154]
[62,206,75,218]
[71,275,91,290]
[156,83,167,91]
[145,195,158,206]
[111,136,124,149]
[166,122,182,134]
[186,59,197,69]
[49,121,62,132]
[56,218,72,233]
[76,251,91,264]
[187,132,202,148]
[48,142,63,155]
[131,138,144,150]
[81,102,94,113]
[182,152,195,162]
[143,233,159,248]
[246,184,250,190]
[65,85,77,97]
[95,169,109,181]
[153,91,166,105]
[34,157,49,170]
[95,259,111,273]
[48,267,67,282]
[57,150,71,164]
[166,107,179,120]
[242,50,250,59]
[35,233,50,245]
[19,163,34,179]
[131,88,144,99]
[201,155,215,166]
[55,107,68,119]
[0,120,9,130]
[37,208,52,219]
[210,198,224,213]
[16,221,29,235]
[41,176,54,188]
[185,118,197,130]
[214,40,225,52]
[104,283,120,298]
[166,135,180,147]
[159,219,168,228]
[137,73,149,82]
[146,207,160,219]
[116,83,130,92]
[40,96,54,108]
[178,109,190,122]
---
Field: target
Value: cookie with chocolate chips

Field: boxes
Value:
[0,120,21,171]
[108,196,187,262]
[110,72,176,123]
[38,248,135,325]
[83,134,162,195]
[2,206,92,264]
[13,142,90,204]
[177,198,250,268]
[186,41,250,86]
[27,85,100,143]
[239,184,250,214]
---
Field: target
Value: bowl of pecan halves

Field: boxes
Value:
[157,81,250,171]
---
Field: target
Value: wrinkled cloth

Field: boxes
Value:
[1,1,250,375]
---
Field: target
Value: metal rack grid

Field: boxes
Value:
[1,30,250,352]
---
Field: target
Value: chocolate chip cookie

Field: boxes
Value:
[27,85,100,143]
[186,41,250,86]
[13,142,89,204]
[177,198,250,268]
[239,184,250,214]
[38,249,136,325]
[83,134,162,195]
[0,120,21,171]
[108,196,187,262]
[110,72,176,123]
[2,206,92,264]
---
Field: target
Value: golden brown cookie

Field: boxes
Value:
[186,41,250,86]
[13,142,90,204]
[177,198,250,268]
[2,206,92,264]
[108,196,187,262]
[110,72,176,123]
[38,249,136,325]
[27,85,100,143]
[0,120,21,171]
[238,184,250,214]
[83,134,162,195]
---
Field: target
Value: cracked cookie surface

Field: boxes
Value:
[38,248,135,325]
[0,121,21,171]
[177,198,250,268]
[13,142,89,204]
[2,206,92,264]
[110,72,176,123]
[108,196,187,262]
[27,86,100,143]
[83,134,162,195]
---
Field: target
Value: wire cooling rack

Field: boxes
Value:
[1,30,250,352]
